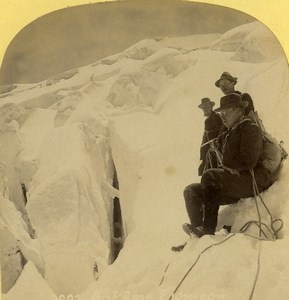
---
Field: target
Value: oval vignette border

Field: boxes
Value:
[0,0,288,299]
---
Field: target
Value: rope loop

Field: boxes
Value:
[240,169,283,240]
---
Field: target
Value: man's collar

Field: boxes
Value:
[231,116,251,132]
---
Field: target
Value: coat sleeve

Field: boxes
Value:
[242,93,255,115]
[239,123,263,170]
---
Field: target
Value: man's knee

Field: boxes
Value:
[201,168,223,189]
[183,183,200,200]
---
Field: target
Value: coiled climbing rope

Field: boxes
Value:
[161,169,283,300]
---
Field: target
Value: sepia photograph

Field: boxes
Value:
[1,1,289,299]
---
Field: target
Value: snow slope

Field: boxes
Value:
[1,21,289,299]
[2,261,57,300]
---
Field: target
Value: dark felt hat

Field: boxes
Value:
[215,72,238,87]
[198,97,215,109]
[215,93,248,112]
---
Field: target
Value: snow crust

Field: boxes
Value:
[1,21,289,299]
[211,22,285,62]
[2,261,57,300]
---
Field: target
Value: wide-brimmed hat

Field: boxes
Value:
[198,97,215,109]
[215,93,248,112]
[215,72,238,87]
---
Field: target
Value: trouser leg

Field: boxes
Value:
[183,183,204,227]
[184,167,258,232]
[201,168,243,231]
[202,186,220,231]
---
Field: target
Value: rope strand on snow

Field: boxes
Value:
[167,234,236,300]
[159,238,191,286]
[164,170,282,300]
[241,169,283,300]
[248,240,262,300]
[159,262,171,286]
[240,169,283,240]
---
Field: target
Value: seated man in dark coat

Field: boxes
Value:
[198,98,223,176]
[183,93,273,237]
[215,72,255,117]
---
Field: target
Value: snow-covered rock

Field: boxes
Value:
[159,34,221,51]
[0,104,27,213]
[0,84,17,95]
[123,39,161,60]
[24,100,114,294]
[107,67,168,110]
[1,229,24,294]
[0,167,43,293]
[2,261,57,300]
[144,48,189,77]
[211,21,284,62]
[0,103,26,134]
[16,107,56,187]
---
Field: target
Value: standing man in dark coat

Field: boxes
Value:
[215,72,255,117]
[198,98,223,176]
[183,93,273,237]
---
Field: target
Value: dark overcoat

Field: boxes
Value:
[200,111,223,160]
[184,117,274,231]
[203,117,273,201]
[199,111,223,175]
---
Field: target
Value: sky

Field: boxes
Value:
[0,0,255,84]
[0,0,289,85]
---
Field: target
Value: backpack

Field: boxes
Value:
[254,112,288,173]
